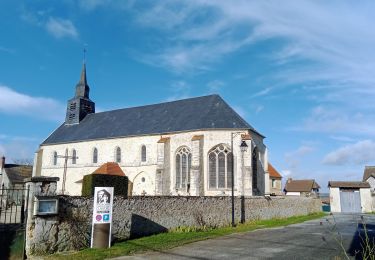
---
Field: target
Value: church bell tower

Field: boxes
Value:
[65,62,95,125]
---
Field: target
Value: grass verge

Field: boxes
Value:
[47,212,326,260]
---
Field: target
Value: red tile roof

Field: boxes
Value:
[92,162,125,176]
[241,134,251,140]
[191,135,204,141]
[268,163,282,179]
[157,137,170,143]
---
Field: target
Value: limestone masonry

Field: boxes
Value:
[26,195,321,255]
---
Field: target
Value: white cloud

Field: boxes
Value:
[232,105,246,118]
[79,0,112,11]
[284,145,315,171]
[329,136,356,142]
[165,81,191,101]
[296,106,375,136]
[254,105,264,114]
[127,0,375,104]
[250,87,272,98]
[281,169,292,177]
[323,140,375,166]
[0,85,65,121]
[0,140,37,163]
[20,1,375,101]
[207,80,225,93]
[45,17,78,39]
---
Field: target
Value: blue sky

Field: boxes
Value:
[1,0,375,191]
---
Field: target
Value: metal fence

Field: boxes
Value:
[0,184,30,260]
[0,185,29,224]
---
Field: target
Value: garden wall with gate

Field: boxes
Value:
[26,195,321,256]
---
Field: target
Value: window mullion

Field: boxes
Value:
[216,153,218,189]
[224,153,227,189]
[178,154,182,188]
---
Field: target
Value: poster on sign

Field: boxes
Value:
[91,187,114,248]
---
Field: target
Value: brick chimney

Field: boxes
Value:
[287,178,292,183]
[1,156,5,170]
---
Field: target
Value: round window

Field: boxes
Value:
[141,177,145,182]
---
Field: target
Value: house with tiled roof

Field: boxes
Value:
[284,178,320,197]
[0,156,32,208]
[268,163,282,195]
[32,63,271,197]
[0,156,32,189]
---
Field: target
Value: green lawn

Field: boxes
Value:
[48,212,326,260]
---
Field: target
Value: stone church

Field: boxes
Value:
[32,64,270,196]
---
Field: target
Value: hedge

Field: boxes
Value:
[81,174,128,197]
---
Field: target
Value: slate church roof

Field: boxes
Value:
[43,95,260,145]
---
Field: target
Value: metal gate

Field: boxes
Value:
[0,184,30,260]
[340,190,361,213]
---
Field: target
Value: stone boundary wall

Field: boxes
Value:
[26,196,321,256]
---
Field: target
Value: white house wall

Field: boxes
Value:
[330,187,372,213]
[366,176,375,192]
[329,187,341,212]
[360,188,373,213]
[286,192,301,196]
[34,129,268,196]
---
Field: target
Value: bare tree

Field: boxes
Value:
[12,158,33,166]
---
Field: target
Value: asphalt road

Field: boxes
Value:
[113,214,375,260]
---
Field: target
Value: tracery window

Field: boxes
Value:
[208,144,233,189]
[175,147,191,189]
[252,147,258,190]
[53,151,57,165]
[93,148,98,163]
[115,147,121,163]
[72,149,77,164]
[141,145,146,162]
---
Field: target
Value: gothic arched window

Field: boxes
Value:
[208,144,233,189]
[252,147,258,191]
[141,145,146,162]
[115,147,121,163]
[93,148,98,163]
[175,147,191,189]
[72,149,77,164]
[53,151,57,165]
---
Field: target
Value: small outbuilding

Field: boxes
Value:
[329,181,372,213]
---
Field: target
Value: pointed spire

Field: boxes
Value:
[74,47,90,98]
[78,62,87,86]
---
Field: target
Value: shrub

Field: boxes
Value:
[81,174,128,197]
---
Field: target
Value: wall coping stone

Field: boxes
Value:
[25,176,60,183]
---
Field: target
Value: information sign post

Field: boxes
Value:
[90,187,114,248]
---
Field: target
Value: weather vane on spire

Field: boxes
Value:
[83,43,88,64]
